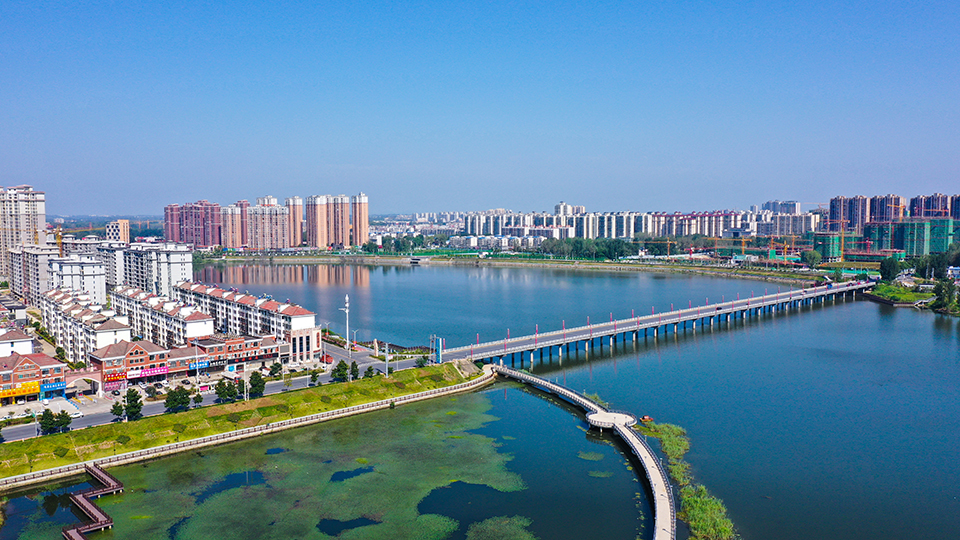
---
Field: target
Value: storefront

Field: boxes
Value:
[40,381,66,399]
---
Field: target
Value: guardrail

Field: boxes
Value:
[1,371,497,493]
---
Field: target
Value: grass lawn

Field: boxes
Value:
[0,364,468,479]
[870,283,935,304]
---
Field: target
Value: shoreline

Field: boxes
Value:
[199,254,819,287]
[0,365,494,493]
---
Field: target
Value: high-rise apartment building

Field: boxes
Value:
[350,192,369,246]
[8,245,60,306]
[305,195,329,249]
[248,204,289,250]
[868,194,907,223]
[828,195,870,233]
[910,193,951,218]
[0,185,46,278]
[235,199,250,246]
[164,200,220,247]
[761,200,801,214]
[285,196,304,247]
[220,205,244,248]
[164,204,182,242]
[329,195,350,248]
[257,195,278,207]
[106,219,130,244]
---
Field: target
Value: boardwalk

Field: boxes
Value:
[491,365,676,540]
[62,464,124,540]
[443,281,870,363]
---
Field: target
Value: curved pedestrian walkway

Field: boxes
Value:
[491,365,676,540]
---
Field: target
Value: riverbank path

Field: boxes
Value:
[491,365,676,540]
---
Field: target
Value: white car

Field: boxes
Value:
[69,410,83,418]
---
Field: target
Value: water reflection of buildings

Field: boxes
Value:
[197,265,370,288]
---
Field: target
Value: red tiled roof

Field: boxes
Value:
[0,329,32,342]
[95,319,130,331]
[281,305,314,316]
[184,311,213,321]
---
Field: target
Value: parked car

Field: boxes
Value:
[322,355,334,364]
[181,379,191,386]
[69,411,83,418]
[111,389,121,396]
[153,382,164,389]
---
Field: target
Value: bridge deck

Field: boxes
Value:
[444,281,869,362]
[492,365,676,540]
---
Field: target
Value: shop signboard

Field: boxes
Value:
[140,366,169,377]
[40,381,66,392]
[189,360,209,370]
[0,381,40,398]
[104,372,127,382]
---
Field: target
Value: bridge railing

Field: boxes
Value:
[443,282,869,355]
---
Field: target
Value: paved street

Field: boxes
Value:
[1,342,423,443]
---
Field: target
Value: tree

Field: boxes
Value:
[802,250,822,269]
[332,360,349,382]
[350,361,360,381]
[269,363,283,377]
[237,379,246,398]
[415,356,429,368]
[249,371,266,396]
[39,409,56,434]
[193,393,204,407]
[54,411,72,433]
[124,389,143,420]
[310,370,319,385]
[363,366,375,378]
[832,268,843,282]
[164,386,191,412]
[215,380,238,402]
[110,401,125,420]
[880,257,900,282]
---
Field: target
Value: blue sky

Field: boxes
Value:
[2,1,958,215]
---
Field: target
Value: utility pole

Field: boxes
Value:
[340,295,350,360]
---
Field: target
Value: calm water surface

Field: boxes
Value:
[4,264,958,539]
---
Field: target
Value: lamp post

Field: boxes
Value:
[339,295,350,360]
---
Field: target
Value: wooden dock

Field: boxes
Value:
[62,464,123,540]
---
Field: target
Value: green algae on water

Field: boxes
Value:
[92,393,523,540]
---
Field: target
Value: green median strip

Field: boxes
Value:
[0,364,468,480]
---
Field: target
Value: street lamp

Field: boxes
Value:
[339,295,350,359]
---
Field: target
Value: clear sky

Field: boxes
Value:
[2,1,958,216]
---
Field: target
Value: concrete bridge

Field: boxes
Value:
[442,281,871,364]
[491,365,676,540]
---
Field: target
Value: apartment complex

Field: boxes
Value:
[8,245,61,306]
[109,286,215,348]
[48,255,107,304]
[172,281,319,364]
[163,192,370,250]
[0,185,46,278]
[40,289,132,367]
[121,243,192,297]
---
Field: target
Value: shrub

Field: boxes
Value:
[53,447,69,458]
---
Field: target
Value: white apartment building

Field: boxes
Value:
[0,185,46,278]
[121,243,192,297]
[756,213,821,237]
[110,286,215,349]
[48,255,107,304]
[40,289,132,366]
[172,281,318,363]
[8,244,60,306]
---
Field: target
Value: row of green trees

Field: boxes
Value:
[362,234,450,254]
[330,360,375,381]
[38,409,72,435]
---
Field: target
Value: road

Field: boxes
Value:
[1,345,422,443]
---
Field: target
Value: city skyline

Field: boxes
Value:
[2,3,958,215]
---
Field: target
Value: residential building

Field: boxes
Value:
[285,196,304,247]
[40,289,132,367]
[248,204,289,250]
[164,204,181,242]
[351,192,369,246]
[329,195,350,248]
[172,281,318,363]
[190,334,282,371]
[757,213,821,236]
[0,329,34,357]
[0,352,66,405]
[109,286,215,348]
[8,244,60,306]
[761,200,801,214]
[164,200,221,247]
[105,219,130,244]
[48,255,107,304]
[122,243,193,296]
[910,193,952,218]
[235,199,250,246]
[220,205,244,249]
[305,195,329,248]
[869,194,907,223]
[0,185,46,278]
[89,340,172,393]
